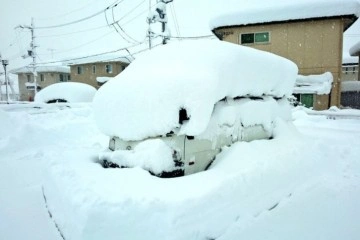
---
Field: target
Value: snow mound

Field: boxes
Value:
[35,82,96,103]
[93,40,298,141]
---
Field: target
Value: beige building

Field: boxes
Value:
[68,57,130,89]
[211,1,359,110]
[11,65,70,101]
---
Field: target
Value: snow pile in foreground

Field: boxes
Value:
[93,40,298,140]
[35,82,96,103]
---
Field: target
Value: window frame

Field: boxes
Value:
[77,66,84,75]
[105,64,113,74]
[240,31,271,45]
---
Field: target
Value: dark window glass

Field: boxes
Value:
[241,33,254,44]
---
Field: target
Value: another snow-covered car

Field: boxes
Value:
[93,39,298,177]
[35,82,96,103]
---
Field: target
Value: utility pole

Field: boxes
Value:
[148,0,152,49]
[147,0,173,47]
[16,17,38,98]
[1,58,10,104]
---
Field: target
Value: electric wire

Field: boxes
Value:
[35,0,99,20]
[34,0,125,29]
[36,24,110,38]
[36,41,145,65]
[170,2,180,37]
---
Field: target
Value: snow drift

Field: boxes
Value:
[93,40,298,141]
[35,82,96,103]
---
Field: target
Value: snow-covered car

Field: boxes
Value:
[93,39,298,177]
[35,82,96,103]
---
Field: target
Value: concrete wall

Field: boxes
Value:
[18,72,70,101]
[70,62,128,89]
[214,18,346,110]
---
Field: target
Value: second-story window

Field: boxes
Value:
[77,66,84,74]
[105,64,113,74]
[92,65,96,74]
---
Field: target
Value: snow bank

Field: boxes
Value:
[35,82,96,103]
[294,72,333,95]
[93,40,297,140]
[210,0,360,30]
[342,81,360,92]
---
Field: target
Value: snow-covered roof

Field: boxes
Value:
[294,72,333,95]
[93,39,298,141]
[66,55,131,66]
[34,82,96,103]
[350,40,360,56]
[210,0,360,30]
[341,80,360,92]
[343,53,358,65]
[11,65,70,74]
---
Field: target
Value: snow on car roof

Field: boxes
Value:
[35,82,96,103]
[210,0,360,30]
[93,39,298,141]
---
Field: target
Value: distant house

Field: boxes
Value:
[341,40,360,109]
[342,55,358,81]
[67,56,130,89]
[210,0,360,110]
[11,65,70,101]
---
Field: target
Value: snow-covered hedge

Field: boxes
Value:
[35,82,96,103]
[93,40,298,141]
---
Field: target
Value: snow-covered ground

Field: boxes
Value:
[0,103,359,240]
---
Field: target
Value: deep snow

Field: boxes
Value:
[0,103,359,240]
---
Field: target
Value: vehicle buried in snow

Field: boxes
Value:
[93,39,298,177]
[34,82,96,104]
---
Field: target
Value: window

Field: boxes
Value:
[40,74,44,82]
[240,32,270,44]
[105,64,113,74]
[59,74,64,82]
[77,66,84,74]
[27,74,31,82]
[68,75,71,81]
[92,65,96,74]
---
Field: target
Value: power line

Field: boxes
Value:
[37,29,117,56]
[35,0,99,21]
[34,0,125,29]
[36,24,109,38]
[170,2,180,37]
[36,41,145,65]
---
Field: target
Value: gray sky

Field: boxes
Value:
[1,0,360,71]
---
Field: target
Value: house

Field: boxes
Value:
[210,0,360,110]
[67,56,130,89]
[341,39,360,109]
[11,65,70,101]
[342,54,358,81]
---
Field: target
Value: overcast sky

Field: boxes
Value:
[1,0,360,71]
